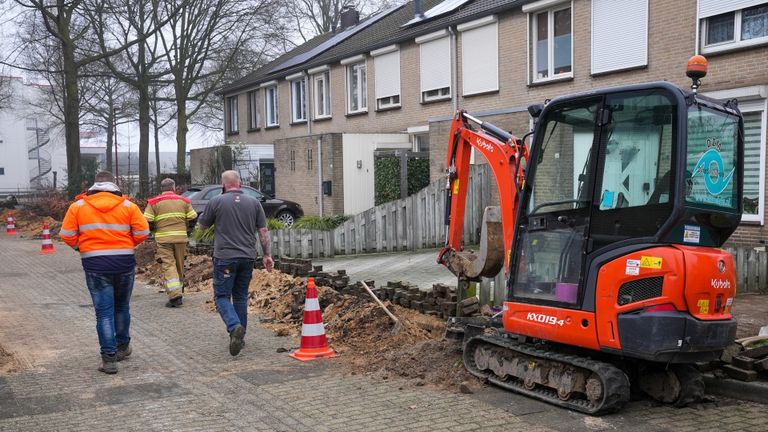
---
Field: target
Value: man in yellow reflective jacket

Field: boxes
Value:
[143,178,197,308]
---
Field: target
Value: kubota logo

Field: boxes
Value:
[526,312,565,326]
[711,279,732,289]
[477,138,495,153]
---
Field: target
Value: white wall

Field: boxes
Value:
[342,133,411,214]
[0,108,30,191]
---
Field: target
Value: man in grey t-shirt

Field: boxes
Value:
[198,170,274,356]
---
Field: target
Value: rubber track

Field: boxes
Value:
[463,335,630,415]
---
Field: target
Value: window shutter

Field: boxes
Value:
[461,22,498,95]
[592,0,648,74]
[699,0,766,18]
[419,37,451,92]
[374,51,400,99]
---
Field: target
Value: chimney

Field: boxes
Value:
[414,0,424,20]
[339,6,360,30]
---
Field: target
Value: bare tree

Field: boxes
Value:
[154,0,280,175]
[286,0,399,42]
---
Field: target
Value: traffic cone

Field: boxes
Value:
[290,277,336,361]
[39,222,55,254]
[5,212,16,235]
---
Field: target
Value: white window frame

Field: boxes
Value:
[344,60,368,114]
[247,90,260,130]
[458,16,499,96]
[700,3,768,54]
[226,95,238,133]
[416,30,452,103]
[704,86,768,224]
[371,45,402,110]
[262,84,279,127]
[312,70,331,119]
[525,0,573,84]
[288,75,307,123]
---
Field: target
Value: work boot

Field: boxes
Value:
[165,296,183,308]
[115,343,132,362]
[98,353,118,374]
[229,325,245,356]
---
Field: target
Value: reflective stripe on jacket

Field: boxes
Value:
[60,191,149,273]
[143,192,197,243]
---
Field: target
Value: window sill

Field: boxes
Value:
[290,120,308,125]
[740,217,764,226]
[247,127,260,133]
[227,131,240,136]
[529,74,573,87]
[375,104,402,113]
[345,110,368,118]
[590,64,647,77]
[265,125,280,130]
[462,89,499,98]
[420,96,451,105]
[701,39,768,56]
[313,115,332,122]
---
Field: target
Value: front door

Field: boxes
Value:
[260,161,275,196]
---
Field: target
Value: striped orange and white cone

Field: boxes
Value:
[289,277,336,362]
[39,222,55,254]
[5,212,16,236]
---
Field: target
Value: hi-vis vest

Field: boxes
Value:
[143,192,197,243]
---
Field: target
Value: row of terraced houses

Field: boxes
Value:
[218,0,768,246]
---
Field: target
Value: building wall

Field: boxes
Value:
[274,133,344,216]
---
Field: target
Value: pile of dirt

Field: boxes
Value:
[246,271,473,389]
[10,209,61,239]
[0,344,21,376]
[184,255,213,292]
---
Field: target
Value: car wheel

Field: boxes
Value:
[276,211,295,227]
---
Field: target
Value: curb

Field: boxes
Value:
[704,373,768,404]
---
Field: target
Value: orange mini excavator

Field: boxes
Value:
[438,56,743,414]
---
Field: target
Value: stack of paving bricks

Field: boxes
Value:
[719,337,768,382]
[369,282,483,318]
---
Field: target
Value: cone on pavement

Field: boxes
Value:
[5,212,16,236]
[289,277,336,361]
[40,222,55,254]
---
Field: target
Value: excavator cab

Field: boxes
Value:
[509,82,743,309]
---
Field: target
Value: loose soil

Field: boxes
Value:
[0,344,21,376]
[9,209,61,239]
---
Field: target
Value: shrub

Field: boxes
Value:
[291,214,350,231]
[267,218,286,230]
[191,225,215,244]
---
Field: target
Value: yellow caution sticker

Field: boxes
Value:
[453,179,460,194]
[640,256,663,269]
[697,299,710,314]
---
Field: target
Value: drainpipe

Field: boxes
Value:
[305,72,311,136]
[448,25,458,112]
[317,136,324,217]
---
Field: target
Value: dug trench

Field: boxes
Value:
[135,242,478,392]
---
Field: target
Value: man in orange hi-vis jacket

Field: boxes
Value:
[60,171,149,375]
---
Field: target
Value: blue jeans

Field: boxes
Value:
[85,270,135,354]
[213,258,255,333]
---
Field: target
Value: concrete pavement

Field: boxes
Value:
[1,236,767,431]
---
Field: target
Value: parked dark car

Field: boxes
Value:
[183,185,303,227]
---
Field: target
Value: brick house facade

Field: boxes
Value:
[219,0,768,246]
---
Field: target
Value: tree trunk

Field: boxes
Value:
[176,97,188,175]
[153,104,161,188]
[62,40,82,198]
[138,85,150,198]
[106,110,114,172]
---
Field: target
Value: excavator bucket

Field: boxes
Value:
[442,206,505,279]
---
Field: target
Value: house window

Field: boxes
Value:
[530,4,572,82]
[741,103,767,222]
[290,78,307,123]
[307,148,313,171]
[290,150,296,171]
[417,32,451,102]
[591,0,648,74]
[313,72,331,118]
[372,46,401,110]
[346,62,367,113]
[264,85,279,127]
[459,17,498,95]
[247,90,260,130]
[0,168,4,175]
[700,2,768,53]
[226,96,238,133]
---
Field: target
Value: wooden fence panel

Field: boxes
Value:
[726,246,767,295]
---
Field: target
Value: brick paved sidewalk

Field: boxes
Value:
[1,236,767,432]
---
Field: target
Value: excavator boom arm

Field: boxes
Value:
[438,111,528,280]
